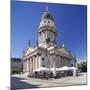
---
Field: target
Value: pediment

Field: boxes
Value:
[25,47,34,55]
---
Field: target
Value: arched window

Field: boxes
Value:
[42,65,45,67]
[42,57,45,61]
[44,21,46,23]
[48,21,50,23]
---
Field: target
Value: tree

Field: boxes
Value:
[78,62,87,72]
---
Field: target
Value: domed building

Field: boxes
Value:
[23,7,76,76]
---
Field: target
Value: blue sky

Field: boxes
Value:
[11,1,87,60]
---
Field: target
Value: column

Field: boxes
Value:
[39,56,41,68]
[59,56,62,67]
[38,33,40,44]
[48,54,51,68]
[63,57,65,66]
[61,56,63,67]
[43,31,45,43]
[32,57,33,72]
[24,60,26,72]
[26,59,29,74]
[34,55,36,70]
[57,55,60,68]
[37,55,39,68]
[39,32,41,44]
[53,53,56,76]
[28,58,30,74]
[33,56,36,70]
[41,32,42,43]
[56,55,59,68]
[30,57,32,73]
[42,32,44,42]
[51,54,53,67]
[50,54,53,68]
[36,55,38,69]
[33,56,34,71]
[55,55,58,68]
[26,60,28,72]
[29,58,31,72]
[27,59,29,72]
[25,60,27,72]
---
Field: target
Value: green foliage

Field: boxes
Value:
[78,62,87,72]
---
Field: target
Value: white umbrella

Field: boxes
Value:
[50,67,60,71]
[70,67,78,70]
[33,68,41,72]
[58,66,70,71]
[33,67,51,72]
[40,67,47,70]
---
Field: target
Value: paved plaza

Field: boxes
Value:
[11,73,87,90]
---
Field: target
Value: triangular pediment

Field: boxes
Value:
[25,47,34,55]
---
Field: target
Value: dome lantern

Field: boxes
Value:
[39,6,56,30]
[46,6,48,12]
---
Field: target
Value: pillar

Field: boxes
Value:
[25,60,27,72]
[36,55,39,69]
[50,54,53,68]
[48,54,51,68]
[28,58,30,74]
[33,55,36,70]
[39,56,41,68]
[61,56,63,67]
[32,57,33,72]
[53,53,56,76]
[23,60,25,72]
[34,55,36,70]
[59,56,62,67]
[26,60,27,72]
[30,57,32,73]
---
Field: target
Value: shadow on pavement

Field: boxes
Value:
[11,76,40,90]
[77,72,86,76]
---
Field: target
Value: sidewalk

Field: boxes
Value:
[11,72,87,89]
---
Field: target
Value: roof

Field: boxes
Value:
[41,6,53,21]
[41,11,54,21]
[11,58,22,62]
[58,47,70,56]
[24,47,34,56]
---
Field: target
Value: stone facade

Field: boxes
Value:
[23,7,76,76]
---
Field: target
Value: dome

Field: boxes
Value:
[41,11,54,20]
[39,7,56,30]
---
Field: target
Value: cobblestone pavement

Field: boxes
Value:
[11,72,87,90]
